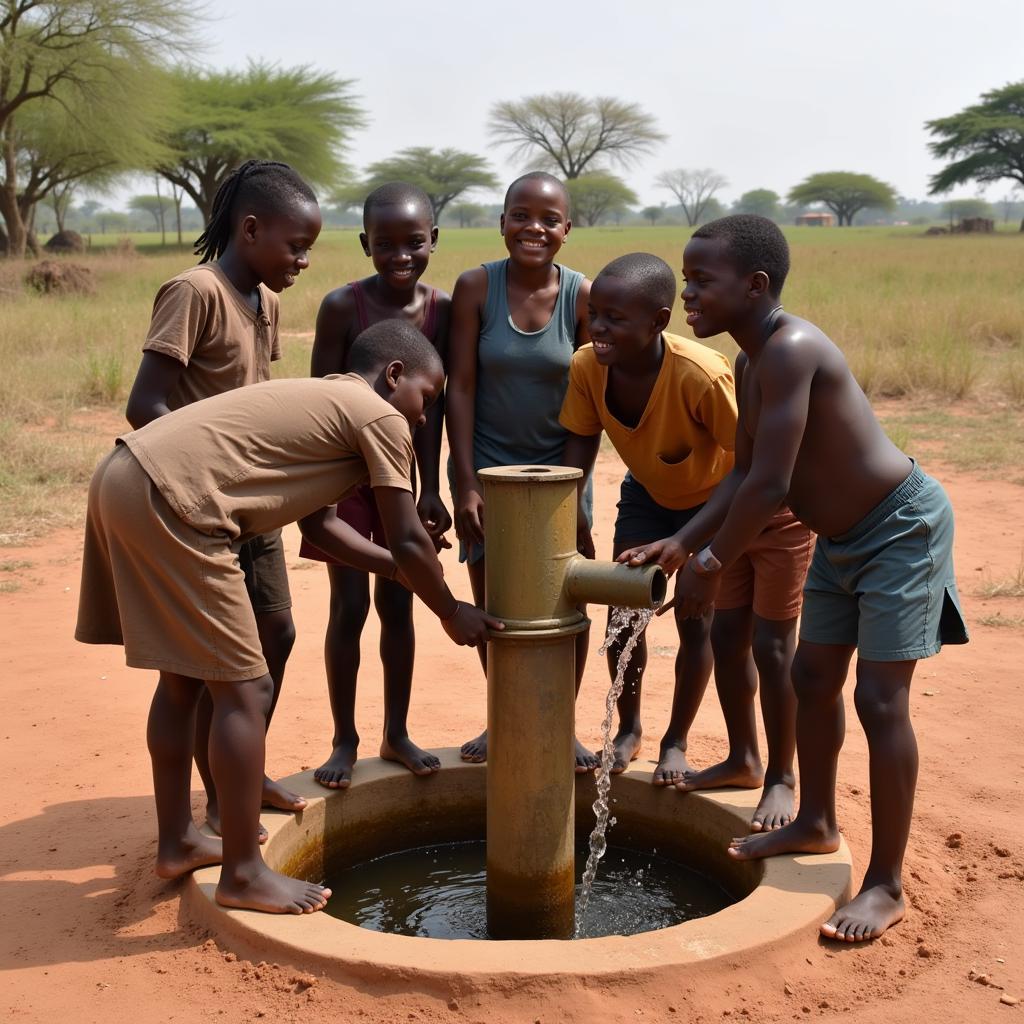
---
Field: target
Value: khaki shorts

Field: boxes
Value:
[74,445,269,682]
[716,508,816,621]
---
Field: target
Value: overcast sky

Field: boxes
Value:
[183,0,1023,207]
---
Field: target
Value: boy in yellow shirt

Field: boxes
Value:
[560,252,737,783]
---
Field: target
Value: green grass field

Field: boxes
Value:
[1,224,1022,542]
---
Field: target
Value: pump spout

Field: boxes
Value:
[564,556,666,610]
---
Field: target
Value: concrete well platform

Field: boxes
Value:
[183,748,852,992]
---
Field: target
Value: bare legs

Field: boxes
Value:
[149,672,222,879]
[680,608,798,831]
[728,641,917,941]
[148,670,329,913]
[196,609,303,838]
[459,555,598,772]
[315,565,438,789]
[604,540,714,782]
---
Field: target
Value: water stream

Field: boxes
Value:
[574,606,655,935]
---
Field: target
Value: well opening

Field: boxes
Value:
[185,752,853,987]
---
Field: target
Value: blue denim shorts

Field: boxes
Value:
[799,463,969,661]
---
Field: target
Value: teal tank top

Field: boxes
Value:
[472,258,583,469]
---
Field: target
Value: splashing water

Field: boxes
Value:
[575,605,655,935]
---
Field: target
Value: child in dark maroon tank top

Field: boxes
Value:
[300,182,451,789]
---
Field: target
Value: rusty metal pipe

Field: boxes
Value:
[479,466,666,940]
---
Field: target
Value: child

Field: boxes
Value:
[298,182,451,790]
[76,322,503,914]
[124,159,317,840]
[446,171,597,770]
[558,253,737,784]
[621,215,968,941]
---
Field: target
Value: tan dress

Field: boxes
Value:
[76,374,413,681]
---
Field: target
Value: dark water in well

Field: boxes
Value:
[322,840,734,939]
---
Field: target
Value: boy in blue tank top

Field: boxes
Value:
[446,172,597,771]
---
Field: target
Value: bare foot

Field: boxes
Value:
[216,865,331,915]
[380,735,441,776]
[460,729,487,763]
[820,884,905,942]
[155,827,222,880]
[575,738,600,774]
[653,743,693,786]
[676,757,763,793]
[609,728,642,774]
[206,804,268,845]
[751,780,796,832]
[314,739,358,789]
[727,816,839,861]
[261,776,307,814]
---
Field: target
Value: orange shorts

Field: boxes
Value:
[715,508,816,621]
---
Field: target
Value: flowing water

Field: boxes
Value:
[574,606,656,934]
[322,840,732,939]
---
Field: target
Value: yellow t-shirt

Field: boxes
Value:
[121,373,413,541]
[559,332,737,510]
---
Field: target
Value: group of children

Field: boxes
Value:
[76,159,968,943]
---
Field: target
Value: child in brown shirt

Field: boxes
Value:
[77,322,502,915]
[124,160,315,841]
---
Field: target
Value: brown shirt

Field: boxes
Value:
[121,374,413,541]
[142,263,281,409]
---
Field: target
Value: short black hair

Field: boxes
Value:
[596,252,677,311]
[503,171,570,212]
[346,320,444,379]
[194,160,318,263]
[362,181,434,231]
[691,215,790,296]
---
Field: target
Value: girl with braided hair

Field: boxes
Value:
[125,160,322,854]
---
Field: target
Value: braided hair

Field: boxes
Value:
[193,159,318,264]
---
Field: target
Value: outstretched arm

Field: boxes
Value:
[414,296,452,548]
[676,338,814,616]
[125,351,186,428]
[374,486,503,647]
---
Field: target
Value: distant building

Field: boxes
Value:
[796,212,835,227]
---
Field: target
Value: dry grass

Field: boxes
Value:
[976,612,1024,629]
[975,557,1024,599]
[0,225,1022,541]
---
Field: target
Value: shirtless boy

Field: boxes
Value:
[621,215,968,941]
[77,322,501,914]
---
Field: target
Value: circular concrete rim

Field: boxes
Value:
[184,749,852,984]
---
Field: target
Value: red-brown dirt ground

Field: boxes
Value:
[2,447,1022,1023]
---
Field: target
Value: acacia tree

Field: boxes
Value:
[156,61,366,222]
[788,172,896,226]
[641,203,664,226]
[6,73,172,253]
[655,168,728,226]
[361,147,497,221]
[448,201,486,228]
[129,192,174,241]
[565,171,637,226]
[734,188,781,220]
[488,92,664,180]
[926,81,1024,231]
[0,0,193,256]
